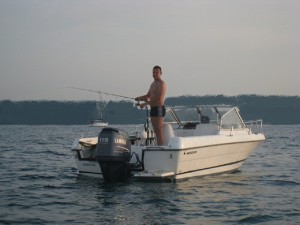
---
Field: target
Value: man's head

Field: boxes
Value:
[153,65,162,73]
[153,65,162,80]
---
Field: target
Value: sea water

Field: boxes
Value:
[0,125,299,225]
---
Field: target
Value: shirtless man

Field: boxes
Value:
[135,66,167,145]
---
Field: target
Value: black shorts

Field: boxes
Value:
[150,106,166,117]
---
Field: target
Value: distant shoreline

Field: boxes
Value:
[1,95,300,125]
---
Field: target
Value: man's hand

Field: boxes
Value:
[139,102,148,109]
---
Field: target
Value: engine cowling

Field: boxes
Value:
[96,127,131,181]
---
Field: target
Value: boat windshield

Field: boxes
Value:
[219,107,244,129]
[164,107,198,126]
[165,105,245,129]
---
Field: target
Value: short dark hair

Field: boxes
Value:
[153,65,162,73]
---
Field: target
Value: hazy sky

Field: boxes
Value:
[1,0,299,101]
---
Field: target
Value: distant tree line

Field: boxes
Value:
[0,95,299,125]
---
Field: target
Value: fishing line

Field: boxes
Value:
[68,87,135,100]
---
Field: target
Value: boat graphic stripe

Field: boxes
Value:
[79,171,102,175]
[145,139,263,151]
[177,159,245,176]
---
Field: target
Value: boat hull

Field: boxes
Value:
[73,134,264,181]
[135,136,264,180]
[75,157,102,177]
[89,122,108,127]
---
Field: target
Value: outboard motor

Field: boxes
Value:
[96,127,131,181]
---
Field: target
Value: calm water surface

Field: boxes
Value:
[0,125,299,224]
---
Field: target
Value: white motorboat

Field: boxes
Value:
[89,119,108,127]
[71,105,265,181]
[89,94,108,127]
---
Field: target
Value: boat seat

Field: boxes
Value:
[163,123,175,145]
[194,124,219,136]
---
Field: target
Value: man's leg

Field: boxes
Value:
[151,117,164,145]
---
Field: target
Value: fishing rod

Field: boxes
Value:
[68,87,135,100]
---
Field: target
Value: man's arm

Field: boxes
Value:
[135,86,151,102]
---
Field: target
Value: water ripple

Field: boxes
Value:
[0,125,299,224]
